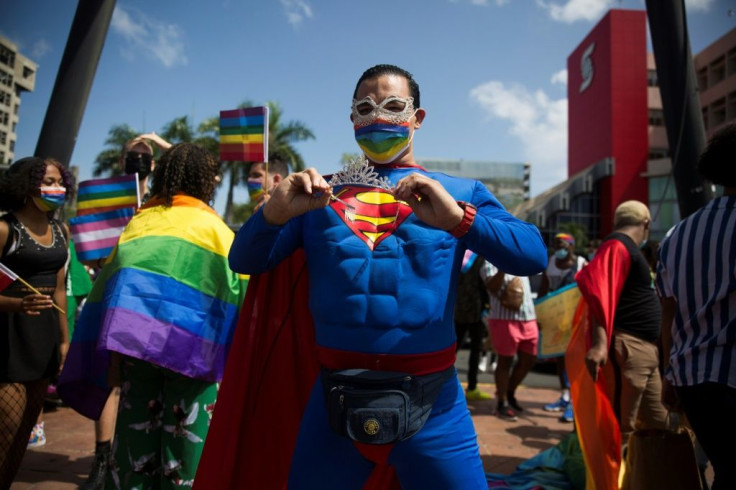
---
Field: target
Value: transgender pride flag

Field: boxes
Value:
[70,207,135,261]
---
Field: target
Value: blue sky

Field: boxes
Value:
[1,0,732,215]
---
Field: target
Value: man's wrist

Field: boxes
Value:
[262,201,288,226]
[449,201,476,238]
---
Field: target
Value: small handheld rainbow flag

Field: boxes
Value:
[0,262,65,313]
[0,263,19,292]
[70,207,136,261]
[76,174,140,216]
[219,106,269,163]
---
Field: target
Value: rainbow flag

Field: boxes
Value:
[76,174,140,216]
[58,195,248,419]
[0,263,18,292]
[69,207,136,261]
[567,300,621,490]
[219,106,269,162]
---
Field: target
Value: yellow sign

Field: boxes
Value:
[535,283,581,358]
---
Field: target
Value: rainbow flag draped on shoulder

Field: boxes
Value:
[58,195,248,420]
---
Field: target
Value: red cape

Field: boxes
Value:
[194,250,319,489]
[567,238,631,490]
[194,250,400,489]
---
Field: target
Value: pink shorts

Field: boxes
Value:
[488,319,539,357]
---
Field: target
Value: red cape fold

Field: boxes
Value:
[194,250,400,489]
[567,238,631,490]
[575,239,631,345]
[194,250,317,489]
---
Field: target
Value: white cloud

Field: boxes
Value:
[30,39,51,59]
[111,5,187,68]
[280,0,314,27]
[685,0,714,11]
[551,69,567,86]
[536,0,612,23]
[470,80,568,194]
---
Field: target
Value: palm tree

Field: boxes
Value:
[160,116,195,144]
[267,101,315,172]
[92,124,139,176]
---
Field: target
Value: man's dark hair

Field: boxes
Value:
[267,151,290,177]
[353,64,421,109]
[150,143,218,206]
[698,122,736,188]
[0,156,74,211]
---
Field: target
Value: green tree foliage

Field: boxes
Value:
[267,101,315,172]
[558,222,589,252]
[160,116,196,144]
[340,152,360,166]
[230,201,259,226]
[92,124,139,177]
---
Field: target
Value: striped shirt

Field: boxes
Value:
[480,261,536,321]
[656,195,736,389]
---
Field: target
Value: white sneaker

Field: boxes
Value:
[478,353,488,373]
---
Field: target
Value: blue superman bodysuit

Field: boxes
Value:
[227,164,547,489]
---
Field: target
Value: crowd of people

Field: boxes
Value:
[0,63,733,490]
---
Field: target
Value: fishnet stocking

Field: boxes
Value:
[0,380,48,488]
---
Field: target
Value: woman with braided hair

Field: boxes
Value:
[0,157,72,487]
[58,142,247,488]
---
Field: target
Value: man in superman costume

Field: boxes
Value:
[195,65,548,489]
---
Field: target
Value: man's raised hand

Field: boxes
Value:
[393,173,464,231]
[263,168,332,225]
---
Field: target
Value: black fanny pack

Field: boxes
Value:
[322,366,454,445]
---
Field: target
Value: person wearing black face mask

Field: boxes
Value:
[124,151,153,178]
[118,132,171,204]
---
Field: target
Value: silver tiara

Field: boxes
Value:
[328,155,393,190]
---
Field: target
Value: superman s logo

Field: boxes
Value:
[329,187,413,250]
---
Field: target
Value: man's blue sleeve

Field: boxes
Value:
[462,180,548,276]
[228,209,302,274]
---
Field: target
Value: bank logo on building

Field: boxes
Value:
[579,42,595,93]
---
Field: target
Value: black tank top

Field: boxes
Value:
[2,214,68,294]
[606,232,661,343]
[1,214,68,382]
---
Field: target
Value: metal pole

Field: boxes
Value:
[645,0,713,218]
[34,0,117,166]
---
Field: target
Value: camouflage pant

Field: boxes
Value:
[107,357,218,489]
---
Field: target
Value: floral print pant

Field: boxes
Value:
[108,357,218,489]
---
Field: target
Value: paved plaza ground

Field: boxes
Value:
[12,352,576,489]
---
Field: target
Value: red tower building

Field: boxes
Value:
[567,9,649,236]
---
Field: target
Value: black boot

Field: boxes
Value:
[80,441,111,490]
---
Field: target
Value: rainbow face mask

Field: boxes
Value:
[32,186,66,212]
[247,178,264,202]
[352,96,416,164]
